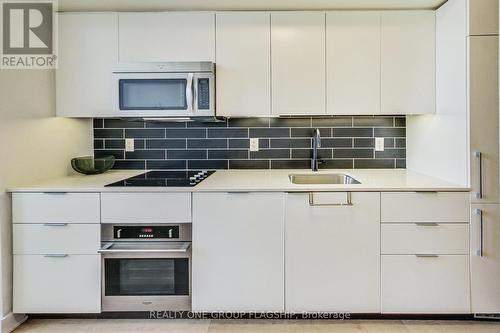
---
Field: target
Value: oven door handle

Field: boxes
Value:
[98,242,191,253]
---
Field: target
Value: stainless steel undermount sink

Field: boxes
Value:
[289,173,361,185]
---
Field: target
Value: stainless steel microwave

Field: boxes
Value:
[112,62,215,118]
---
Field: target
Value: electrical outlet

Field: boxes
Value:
[375,137,384,152]
[249,138,259,152]
[125,139,135,152]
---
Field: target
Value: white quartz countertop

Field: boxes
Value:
[8,169,469,192]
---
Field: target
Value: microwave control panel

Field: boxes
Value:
[197,78,210,110]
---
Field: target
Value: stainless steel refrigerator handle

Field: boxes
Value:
[475,151,483,199]
[308,192,353,206]
[186,74,194,112]
[98,242,191,254]
[476,208,484,257]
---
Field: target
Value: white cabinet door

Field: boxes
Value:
[192,192,284,312]
[471,204,500,313]
[119,12,215,62]
[381,255,470,313]
[56,13,117,117]
[381,11,435,114]
[13,224,100,255]
[469,36,499,204]
[216,12,271,117]
[271,12,326,115]
[12,193,101,224]
[468,0,499,36]
[326,11,380,115]
[285,192,380,313]
[101,193,191,224]
[381,192,470,223]
[14,255,101,313]
[381,223,469,255]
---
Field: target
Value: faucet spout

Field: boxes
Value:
[311,129,321,171]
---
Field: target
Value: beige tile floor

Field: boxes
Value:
[13,319,500,333]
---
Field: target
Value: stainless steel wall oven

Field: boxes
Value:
[99,224,191,311]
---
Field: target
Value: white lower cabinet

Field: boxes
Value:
[14,255,101,313]
[470,204,500,313]
[381,255,470,313]
[101,192,191,223]
[13,224,100,255]
[381,192,470,223]
[12,193,101,223]
[285,192,380,313]
[380,191,471,314]
[12,192,101,314]
[381,224,469,255]
[192,192,285,312]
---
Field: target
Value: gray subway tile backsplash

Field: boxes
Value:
[125,128,165,138]
[146,139,186,149]
[229,160,270,169]
[94,116,406,171]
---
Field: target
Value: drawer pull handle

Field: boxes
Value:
[476,208,484,257]
[44,254,68,258]
[142,301,153,305]
[474,151,483,199]
[43,223,68,227]
[415,223,438,226]
[415,254,439,258]
[308,192,353,206]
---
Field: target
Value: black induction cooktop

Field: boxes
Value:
[105,170,214,187]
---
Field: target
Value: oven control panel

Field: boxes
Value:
[113,225,180,239]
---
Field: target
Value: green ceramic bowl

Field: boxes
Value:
[71,156,115,175]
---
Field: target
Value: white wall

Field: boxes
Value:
[407,0,469,186]
[0,69,92,332]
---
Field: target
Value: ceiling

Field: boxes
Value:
[58,0,448,12]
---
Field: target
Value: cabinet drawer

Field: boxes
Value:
[381,192,469,223]
[13,254,101,313]
[381,224,469,255]
[12,193,100,223]
[101,193,191,223]
[381,255,470,313]
[13,224,100,255]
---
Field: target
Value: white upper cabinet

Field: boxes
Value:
[381,11,436,114]
[56,10,437,118]
[271,11,326,115]
[56,13,118,117]
[326,11,381,115]
[216,12,271,117]
[468,0,499,36]
[118,12,215,62]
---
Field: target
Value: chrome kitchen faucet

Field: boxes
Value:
[311,128,321,172]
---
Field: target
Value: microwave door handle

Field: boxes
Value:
[186,74,194,113]
[193,77,198,113]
